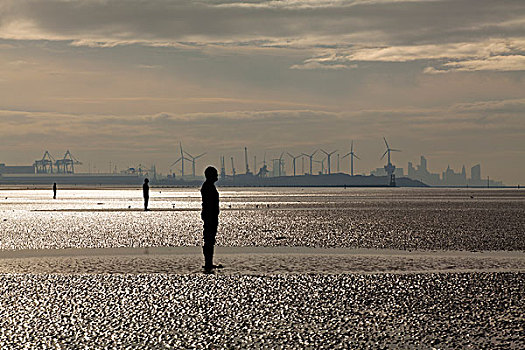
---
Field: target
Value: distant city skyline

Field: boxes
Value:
[0,147,508,186]
[0,1,523,184]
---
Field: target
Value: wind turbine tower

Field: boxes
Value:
[381,137,401,186]
[320,149,337,175]
[184,150,206,178]
[271,152,285,176]
[171,142,190,178]
[301,150,318,175]
[287,153,302,176]
[342,140,360,176]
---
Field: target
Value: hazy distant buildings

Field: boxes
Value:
[271,159,286,177]
[0,163,35,174]
[370,167,404,177]
[406,156,503,186]
[442,165,467,186]
[408,156,441,185]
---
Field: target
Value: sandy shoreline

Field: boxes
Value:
[1,247,523,274]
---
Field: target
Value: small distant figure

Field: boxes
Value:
[53,182,57,199]
[201,166,222,273]
[143,178,150,211]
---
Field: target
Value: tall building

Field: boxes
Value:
[420,156,427,172]
[471,164,481,182]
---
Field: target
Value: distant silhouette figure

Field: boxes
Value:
[201,166,221,272]
[53,182,57,199]
[143,178,150,211]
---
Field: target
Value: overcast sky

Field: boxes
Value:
[0,0,524,183]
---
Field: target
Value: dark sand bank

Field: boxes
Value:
[0,247,523,274]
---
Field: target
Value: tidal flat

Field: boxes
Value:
[0,188,523,348]
[0,273,523,349]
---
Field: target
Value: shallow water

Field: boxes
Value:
[0,187,523,250]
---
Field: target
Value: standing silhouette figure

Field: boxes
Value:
[143,178,150,211]
[53,182,57,199]
[201,166,221,272]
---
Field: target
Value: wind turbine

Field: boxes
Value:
[313,159,322,175]
[301,149,318,175]
[342,140,360,176]
[320,149,337,174]
[272,152,285,176]
[381,137,401,187]
[171,142,190,177]
[381,137,401,166]
[184,150,206,178]
[287,153,302,176]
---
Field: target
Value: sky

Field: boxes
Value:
[0,0,524,183]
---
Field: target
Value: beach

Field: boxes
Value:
[0,188,523,348]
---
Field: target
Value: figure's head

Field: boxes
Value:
[204,166,218,182]
[144,178,149,183]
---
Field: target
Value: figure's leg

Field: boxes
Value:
[203,219,218,270]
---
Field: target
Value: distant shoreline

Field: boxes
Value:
[0,184,520,190]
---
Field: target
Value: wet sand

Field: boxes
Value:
[0,273,523,348]
[0,247,524,274]
[1,189,523,348]
[0,248,523,348]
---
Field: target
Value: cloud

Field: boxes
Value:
[0,0,523,47]
[440,55,525,72]
[450,98,525,113]
[290,61,357,70]
[296,39,525,72]
[0,0,523,74]
[1,100,522,147]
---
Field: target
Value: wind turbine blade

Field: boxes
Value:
[184,151,194,158]
[320,149,328,155]
[171,158,181,166]
[354,154,361,160]
[330,150,337,155]
[381,150,388,160]
[279,152,284,160]
[311,149,318,157]
[351,140,353,153]
[391,149,402,152]
[383,137,389,149]
[287,152,294,158]
[301,153,309,157]
[196,153,206,159]
[342,152,351,158]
